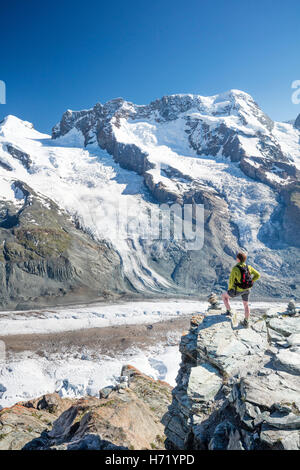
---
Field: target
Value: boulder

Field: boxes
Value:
[99,386,115,399]
[268,317,300,337]
[275,349,300,375]
[187,363,222,402]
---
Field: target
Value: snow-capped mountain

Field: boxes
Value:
[0,90,300,308]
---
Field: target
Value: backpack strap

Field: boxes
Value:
[234,264,243,290]
[235,264,248,289]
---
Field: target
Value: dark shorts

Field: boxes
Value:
[227,288,250,302]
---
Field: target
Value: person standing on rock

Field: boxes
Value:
[221,251,260,328]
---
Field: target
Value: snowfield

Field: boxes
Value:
[0,299,287,336]
[0,300,203,336]
[0,344,181,409]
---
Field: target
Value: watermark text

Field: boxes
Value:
[291,80,300,104]
[0,80,6,104]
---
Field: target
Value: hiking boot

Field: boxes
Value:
[222,309,233,316]
[240,318,250,328]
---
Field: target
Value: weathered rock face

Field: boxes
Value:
[5,145,32,170]
[240,157,299,192]
[0,181,130,310]
[0,158,13,172]
[0,365,172,450]
[163,308,300,450]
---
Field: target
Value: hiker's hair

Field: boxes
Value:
[237,251,247,263]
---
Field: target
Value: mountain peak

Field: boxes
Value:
[226,88,253,97]
[0,115,49,140]
[0,114,34,130]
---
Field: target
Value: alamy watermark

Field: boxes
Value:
[76,198,205,250]
[291,80,300,104]
[0,80,6,104]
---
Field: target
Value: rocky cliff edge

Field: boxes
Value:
[163,307,300,450]
[0,365,171,450]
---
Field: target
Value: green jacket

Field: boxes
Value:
[228,262,260,292]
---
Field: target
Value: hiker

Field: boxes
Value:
[221,251,260,328]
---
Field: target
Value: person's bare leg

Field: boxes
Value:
[222,292,231,311]
[243,300,250,320]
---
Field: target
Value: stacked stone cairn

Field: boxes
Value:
[285,300,297,316]
[207,293,222,311]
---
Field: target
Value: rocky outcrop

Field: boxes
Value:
[240,157,299,192]
[5,145,32,170]
[163,307,300,450]
[0,365,171,450]
[0,158,13,172]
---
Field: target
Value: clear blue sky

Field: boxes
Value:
[1,0,300,132]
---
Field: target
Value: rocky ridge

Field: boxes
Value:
[163,306,300,450]
[52,93,300,198]
[0,365,171,450]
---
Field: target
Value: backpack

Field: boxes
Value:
[235,265,254,289]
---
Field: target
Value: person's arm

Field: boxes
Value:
[228,267,238,290]
[249,265,260,283]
